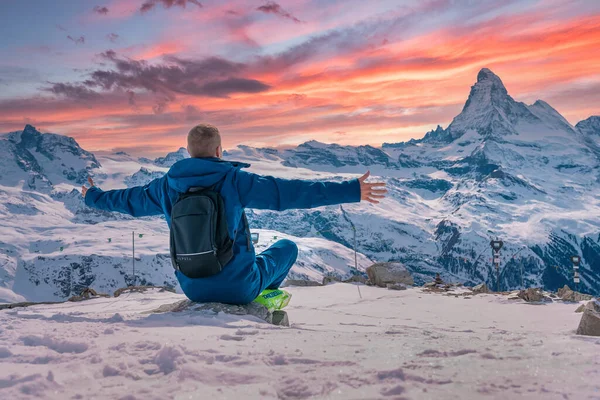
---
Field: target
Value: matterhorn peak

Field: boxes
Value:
[472,68,508,98]
[440,68,540,141]
[476,68,504,85]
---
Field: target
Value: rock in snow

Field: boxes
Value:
[472,283,491,294]
[366,262,414,288]
[557,285,594,302]
[576,299,600,336]
[147,299,289,326]
[386,283,408,291]
[282,279,323,287]
[517,288,551,303]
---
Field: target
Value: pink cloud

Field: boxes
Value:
[93,5,109,15]
[140,0,202,13]
[256,1,303,23]
[67,35,85,45]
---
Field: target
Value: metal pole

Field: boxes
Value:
[490,239,503,292]
[493,249,501,292]
[340,205,362,299]
[353,227,357,271]
[496,259,499,292]
[521,262,524,289]
[353,227,362,299]
[132,231,135,287]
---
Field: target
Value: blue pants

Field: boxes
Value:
[176,239,298,305]
[256,239,298,291]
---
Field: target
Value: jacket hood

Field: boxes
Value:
[166,157,250,193]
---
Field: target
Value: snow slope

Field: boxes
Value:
[0,139,371,303]
[0,285,598,399]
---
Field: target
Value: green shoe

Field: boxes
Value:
[253,289,292,311]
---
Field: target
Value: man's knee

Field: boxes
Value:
[277,239,298,262]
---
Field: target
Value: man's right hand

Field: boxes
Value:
[81,177,95,198]
[358,171,387,204]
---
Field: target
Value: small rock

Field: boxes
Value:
[557,285,593,302]
[146,300,286,325]
[517,288,550,303]
[283,279,322,287]
[272,311,289,327]
[576,300,600,336]
[575,304,586,313]
[586,299,600,313]
[557,285,571,298]
[387,283,408,291]
[366,262,414,288]
[322,276,342,285]
[343,275,368,284]
[472,283,490,294]
[68,287,110,302]
[434,273,444,285]
[114,285,175,297]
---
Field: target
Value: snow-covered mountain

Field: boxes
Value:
[140,147,190,167]
[1,68,599,302]
[226,68,600,294]
[0,124,100,193]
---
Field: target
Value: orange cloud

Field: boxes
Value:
[131,41,189,60]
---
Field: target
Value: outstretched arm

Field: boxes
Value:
[235,170,386,211]
[82,176,165,217]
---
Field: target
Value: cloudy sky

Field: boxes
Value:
[1,0,599,155]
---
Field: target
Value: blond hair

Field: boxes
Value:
[187,124,221,158]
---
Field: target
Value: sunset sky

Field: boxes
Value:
[1,0,599,156]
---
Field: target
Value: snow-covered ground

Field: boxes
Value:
[1,284,598,400]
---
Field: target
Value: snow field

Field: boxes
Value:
[0,284,598,399]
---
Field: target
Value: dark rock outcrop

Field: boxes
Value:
[366,262,414,288]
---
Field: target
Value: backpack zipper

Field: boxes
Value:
[176,250,215,256]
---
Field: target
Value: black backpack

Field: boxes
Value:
[170,186,234,279]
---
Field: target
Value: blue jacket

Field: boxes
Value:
[85,157,361,303]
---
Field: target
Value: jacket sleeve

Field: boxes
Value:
[84,176,166,217]
[234,170,361,211]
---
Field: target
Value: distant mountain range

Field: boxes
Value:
[1,68,599,301]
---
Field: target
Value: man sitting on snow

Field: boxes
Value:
[82,124,387,305]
